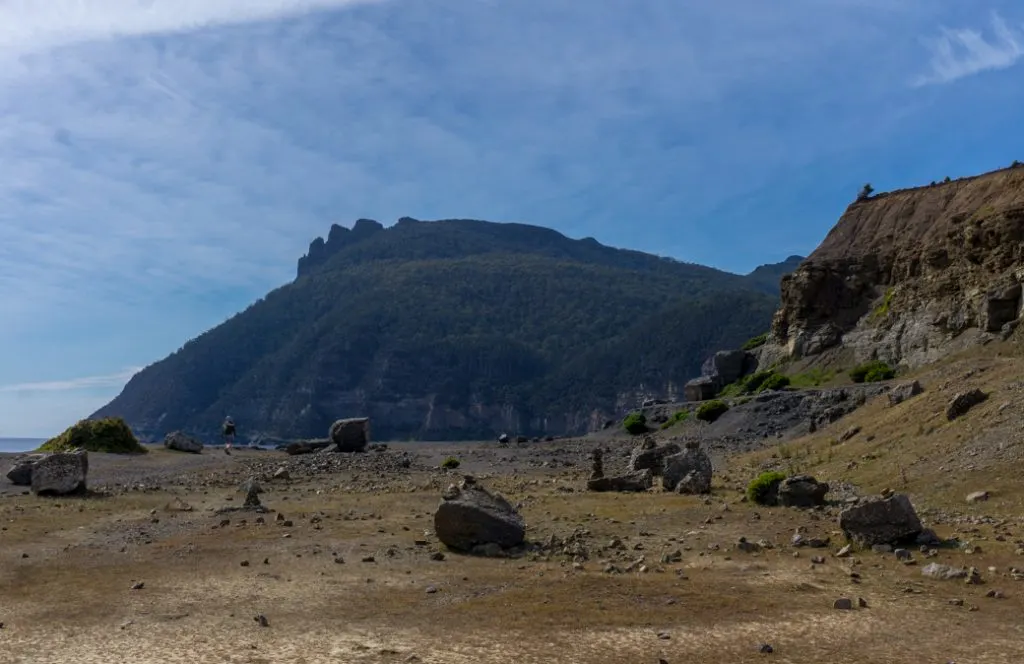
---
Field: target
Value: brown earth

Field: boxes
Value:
[5,342,1024,663]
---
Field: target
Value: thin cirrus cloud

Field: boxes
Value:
[0,367,143,393]
[915,11,1024,85]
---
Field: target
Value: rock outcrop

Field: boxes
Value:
[839,493,923,546]
[163,431,203,454]
[946,389,988,420]
[765,166,1024,367]
[434,476,526,552]
[329,418,370,452]
[888,380,924,407]
[30,451,88,496]
[587,469,654,493]
[662,441,713,494]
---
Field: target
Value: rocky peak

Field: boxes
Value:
[767,164,1024,366]
[297,218,386,278]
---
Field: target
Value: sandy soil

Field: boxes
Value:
[4,431,1024,664]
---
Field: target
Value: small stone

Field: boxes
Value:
[254,614,269,627]
[857,597,868,608]
[966,491,990,503]
[949,598,964,606]
[836,545,852,558]
[657,631,671,640]
[240,560,250,567]
[985,589,1005,599]
[759,643,774,654]
[130,581,145,590]
[833,597,854,610]
[430,552,445,561]
[811,556,825,564]
[362,556,376,563]
[425,586,438,594]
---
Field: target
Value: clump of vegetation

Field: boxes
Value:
[39,417,147,454]
[719,370,790,397]
[849,360,895,383]
[788,367,836,388]
[1012,160,1022,168]
[872,287,895,320]
[747,470,787,505]
[741,332,768,351]
[623,412,648,435]
[660,409,691,430]
[440,456,461,469]
[857,183,874,200]
[696,400,729,423]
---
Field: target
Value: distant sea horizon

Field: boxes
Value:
[0,438,46,454]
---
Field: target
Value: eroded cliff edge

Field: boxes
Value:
[767,165,1024,368]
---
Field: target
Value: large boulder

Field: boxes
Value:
[5,454,46,486]
[329,417,370,452]
[627,438,681,475]
[683,377,718,402]
[434,476,525,552]
[662,441,713,494]
[946,389,987,421]
[777,475,829,508]
[163,431,203,454]
[838,493,923,546]
[31,450,88,496]
[701,350,757,390]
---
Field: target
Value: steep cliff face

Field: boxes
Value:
[770,165,1024,367]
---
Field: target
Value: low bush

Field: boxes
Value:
[39,417,147,454]
[660,409,691,430]
[623,412,648,435]
[741,333,768,351]
[440,456,461,469]
[696,400,729,423]
[747,471,787,505]
[849,360,895,383]
[759,373,791,391]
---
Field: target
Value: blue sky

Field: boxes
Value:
[2,0,1023,437]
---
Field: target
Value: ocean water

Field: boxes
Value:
[0,438,45,454]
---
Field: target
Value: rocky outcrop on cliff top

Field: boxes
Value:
[767,165,1024,367]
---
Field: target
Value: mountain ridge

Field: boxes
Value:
[92,217,801,442]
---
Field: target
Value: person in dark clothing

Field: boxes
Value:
[222,416,236,455]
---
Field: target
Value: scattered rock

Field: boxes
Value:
[839,493,923,546]
[163,431,203,454]
[836,545,852,558]
[662,441,713,494]
[434,476,525,552]
[759,643,774,654]
[587,469,653,493]
[31,450,88,496]
[888,380,924,407]
[833,598,854,610]
[272,467,291,481]
[241,478,263,508]
[777,475,829,508]
[627,438,681,476]
[946,389,988,421]
[254,614,269,627]
[966,491,990,503]
[5,454,46,486]
[922,563,969,580]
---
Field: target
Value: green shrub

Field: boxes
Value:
[788,368,835,388]
[741,333,768,351]
[660,409,691,430]
[440,456,461,469]
[849,360,894,384]
[747,471,787,505]
[872,287,894,319]
[759,373,791,391]
[39,417,147,454]
[623,412,647,435]
[857,183,874,200]
[696,400,729,423]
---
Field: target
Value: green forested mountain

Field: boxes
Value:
[93,218,798,442]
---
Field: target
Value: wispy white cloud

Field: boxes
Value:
[0,0,385,58]
[915,11,1024,85]
[0,367,142,393]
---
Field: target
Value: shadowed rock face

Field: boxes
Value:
[767,166,1024,367]
[839,493,923,546]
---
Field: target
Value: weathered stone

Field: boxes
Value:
[329,418,370,452]
[683,377,717,402]
[777,475,829,508]
[587,469,653,493]
[966,490,990,503]
[31,451,88,496]
[662,441,712,494]
[240,478,263,507]
[922,563,969,580]
[700,350,757,390]
[163,431,203,454]
[272,467,291,481]
[888,380,924,407]
[946,389,988,421]
[838,493,923,546]
[5,454,46,486]
[833,597,854,610]
[627,438,681,476]
[497,433,509,445]
[434,476,525,552]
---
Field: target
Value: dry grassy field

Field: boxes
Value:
[5,348,1024,663]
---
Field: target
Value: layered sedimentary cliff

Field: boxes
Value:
[769,165,1024,367]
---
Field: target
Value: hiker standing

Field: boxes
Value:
[222,416,236,455]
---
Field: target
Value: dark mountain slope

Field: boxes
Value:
[94,218,791,441]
